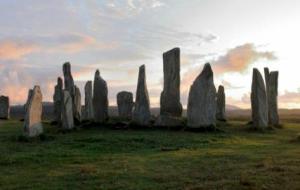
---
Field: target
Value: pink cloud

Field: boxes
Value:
[0,40,39,60]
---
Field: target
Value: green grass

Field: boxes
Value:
[0,120,300,189]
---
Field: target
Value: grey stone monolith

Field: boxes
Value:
[24,86,43,137]
[61,90,74,130]
[0,96,9,119]
[187,63,217,128]
[74,85,82,123]
[84,81,94,121]
[133,65,151,126]
[268,71,279,126]
[93,70,109,123]
[117,91,134,119]
[160,48,182,117]
[251,68,268,128]
[63,62,75,98]
[216,85,226,121]
[53,77,63,124]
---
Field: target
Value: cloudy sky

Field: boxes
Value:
[0,0,299,108]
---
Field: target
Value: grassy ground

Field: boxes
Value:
[0,120,300,190]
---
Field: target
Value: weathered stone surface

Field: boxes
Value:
[93,70,109,123]
[24,86,43,137]
[187,63,217,128]
[216,85,226,121]
[74,85,82,123]
[0,96,10,119]
[155,115,184,127]
[53,77,63,124]
[84,81,94,120]
[268,71,279,126]
[160,48,182,117]
[251,68,268,128]
[117,91,134,119]
[61,90,74,130]
[133,65,151,126]
[63,62,75,98]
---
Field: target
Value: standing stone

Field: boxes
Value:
[216,85,226,121]
[0,96,10,119]
[187,63,217,128]
[53,77,63,124]
[24,86,43,137]
[74,85,82,123]
[251,68,268,129]
[133,65,151,126]
[63,62,75,98]
[84,81,94,120]
[268,71,279,126]
[61,90,74,130]
[63,62,80,123]
[117,91,134,119]
[160,48,182,116]
[93,70,109,123]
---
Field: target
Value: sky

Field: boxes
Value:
[0,0,299,108]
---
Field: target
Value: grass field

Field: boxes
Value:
[0,120,300,190]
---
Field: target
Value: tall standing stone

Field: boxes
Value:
[216,85,226,121]
[24,86,43,137]
[63,62,75,98]
[0,96,10,119]
[84,81,94,121]
[61,90,74,130]
[268,71,279,126]
[133,65,151,126]
[251,68,268,129]
[93,70,109,123]
[160,48,182,117]
[117,91,134,119]
[187,63,217,128]
[53,77,63,124]
[74,85,82,123]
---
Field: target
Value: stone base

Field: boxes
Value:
[155,115,184,127]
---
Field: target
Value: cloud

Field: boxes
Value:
[212,43,277,74]
[221,79,242,90]
[0,40,39,60]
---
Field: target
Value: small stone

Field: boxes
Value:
[0,96,10,119]
[216,85,226,121]
[117,91,134,119]
[251,68,268,128]
[61,90,74,130]
[23,86,43,137]
[132,65,151,126]
[93,70,109,123]
[187,63,217,128]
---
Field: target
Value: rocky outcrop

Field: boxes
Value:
[93,70,109,123]
[23,86,43,137]
[132,65,151,126]
[187,63,217,128]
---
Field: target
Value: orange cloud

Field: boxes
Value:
[0,40,39,60]
[212,43,277,74]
